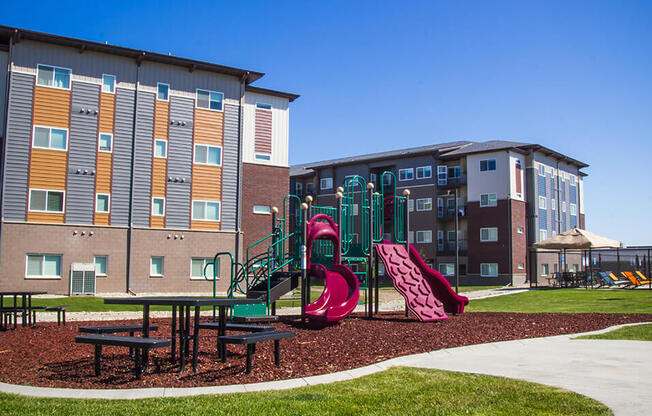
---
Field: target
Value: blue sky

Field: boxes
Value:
[2,1,651,245]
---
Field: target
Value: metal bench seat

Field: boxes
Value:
[199,322,275,333]
[218,331,296,374]
[78,324,159,334]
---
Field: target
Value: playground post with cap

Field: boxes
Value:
[300,201,309,323]
[367,182,375,319]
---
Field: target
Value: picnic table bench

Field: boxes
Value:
[219,331,296,374]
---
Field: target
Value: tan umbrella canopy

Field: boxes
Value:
[533,228,624,249]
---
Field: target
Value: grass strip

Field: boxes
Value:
[575,323,652,341]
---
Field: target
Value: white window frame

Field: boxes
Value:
[398,168,414,181]
[28,188,65,213]
[150,256,164,277]
[255,102,272,110]
[480,227,498,242]
[416,198,432,211]
[439,263,455,277]
[95,193,111,213]
[305,183,314,194]
[570,175,576,185]
[551,199,556,210]
[516,227,524,234]
[569,203,577,216]
[255,154,271,161]
[151,197,166,216]
[408,199,414,212]
[382,174,393,186]
[539,164,546,176]
[157,83,169,101]
[448,166,461,178]
[480,159,497,172]
[98,133,113,153]
[36,64,71,90]
[539,196,546,209]
[480,263,498,277]
[370,173,377,184]
[25,254,62,279]
[541,263,549,276]
[416,166,432,179]
[343,175,361,188]
[154,139,168,158]
[32,125,68,151]
[447,230,456,242]
[320,177,333,190]
[416,230,432,243]
[253,205,271,215]
[437,165,447,185]
[351,204,359,216]
[437,230,444,250]
[196,89,224,112]
[102,74,116,94]
[193,144,222,166]
[480,193,497,207]
[562,201,567,212]
[192,200,221,222]
[408,230,414,244]
[295,182,303,195]
[94,255,108,277]
[540,229,548,241]
[191,257,219,280]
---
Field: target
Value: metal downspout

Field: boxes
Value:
[234,72,247,267]
[0,32,16,269]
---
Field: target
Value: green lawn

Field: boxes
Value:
[0,367,609,416]
[467,288,652,314]
[575,323,652,341]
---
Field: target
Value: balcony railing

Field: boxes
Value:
[437,205,467,221]
[437,174,467,188]
[437,239,468,256]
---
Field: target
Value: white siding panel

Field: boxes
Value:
[466,151,510,202]
[508,151,526,202]
[0,51,7,136]
[242,92,289,167]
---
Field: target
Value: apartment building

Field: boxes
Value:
[290,140,587,285]
[0,26,298,294]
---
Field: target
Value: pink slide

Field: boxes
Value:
[376,243,469,322]
[304,214,360,323]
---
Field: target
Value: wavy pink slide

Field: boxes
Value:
[304,214,360,323]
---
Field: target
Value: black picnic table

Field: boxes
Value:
[103,297,264,373]
[0,291,47,329]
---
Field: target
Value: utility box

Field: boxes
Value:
[69,263,96,295]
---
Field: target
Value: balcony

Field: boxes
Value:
[437,205,467,221]
[437,239,468,256]
[437,174,467,189]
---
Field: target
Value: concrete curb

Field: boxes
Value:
[0,321,648,400]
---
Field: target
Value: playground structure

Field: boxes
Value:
[204,171,469,324]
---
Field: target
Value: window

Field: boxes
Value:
[29,189,64,213]
[398,168,414,181]
[157,83,169,101]
[416,166,431,179]
[320,178,333,190]
[539,164,546,176]
[150,256,164,276]
[33,126,68,151]
[255,154,271,160]
[439,263,455,276]
[154,139,167,158]
[480,193,497,207]
[480,227,498,242]
[95,193,110,213]
[518,263,524,270]
[98,133,112,152]
[102,74,116,93]
[370,173,377,184]
[416,230,432,243]
[192,200,221,221]
[570,175,576,185]
[447,230,456,242]
[416,198,432,211]
[256,102,272,110]
[295,183,303,195]
[344,175,361,188]
[447,166,461,178]
[196,89,224,111]
[437,230,444,250]
[194,144,222,165]
[517,227,524,234]
[541,264,549,276]
[437,166,447,185]
[191,257,220,280]
[539,196,546,209]
[94,256,108,276]
[36,64,71,89]
[551,199,556,210]
[378,263,385,276]
[382,174,393,186]
[305,183,314,194]
[480,263,498,277]
[570,203,577,216]
[408,199,414,212]
[540,229,547,241]
[480,159,496,172]
[351,204,359,216]
[152,197,165,216]
[26,254,62,278]
[253,205,271,215]
[562,202,566,212]
[408,231,414,243]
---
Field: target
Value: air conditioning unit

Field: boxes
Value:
[69,263,96,295]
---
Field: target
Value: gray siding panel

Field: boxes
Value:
[222,103,240,231]
[0,51,7,136]
[3,72,34,221]
[66,81,100,224]
[110,88,135,226]
[131,91,155,226]
[166,96,193,228]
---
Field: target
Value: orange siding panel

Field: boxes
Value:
[95,212,110,226]
[95,153,113,194]
[193,108,223,145]
[28,149,67,189]
[191,165,222,200]
[99,93,115,133]
[154,100,169,139]
[151,216,165,228]
[33,86,71,129]
[151,158,167,196]
[26,212,65,223]
[191,220,221,231]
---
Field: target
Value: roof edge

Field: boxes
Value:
[245,85,299,102]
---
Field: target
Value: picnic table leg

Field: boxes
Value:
[178,304,186,373]
[135,348,142,380]
[142,305,150,372]
[12,295,17,329]
[170,305,177,362]
[246,344,253,374]
[21,295,26,327]
[185,306,191,357]
[192,305,200,372]
[94,344,102,376]
[27,295,32,326]
[274,340,280,366]
[219,305,227,362]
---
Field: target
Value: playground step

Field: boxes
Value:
[247,271,300,304]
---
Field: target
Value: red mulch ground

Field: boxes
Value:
[0,312,649,389]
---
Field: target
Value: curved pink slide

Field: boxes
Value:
[304,214,360,323]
